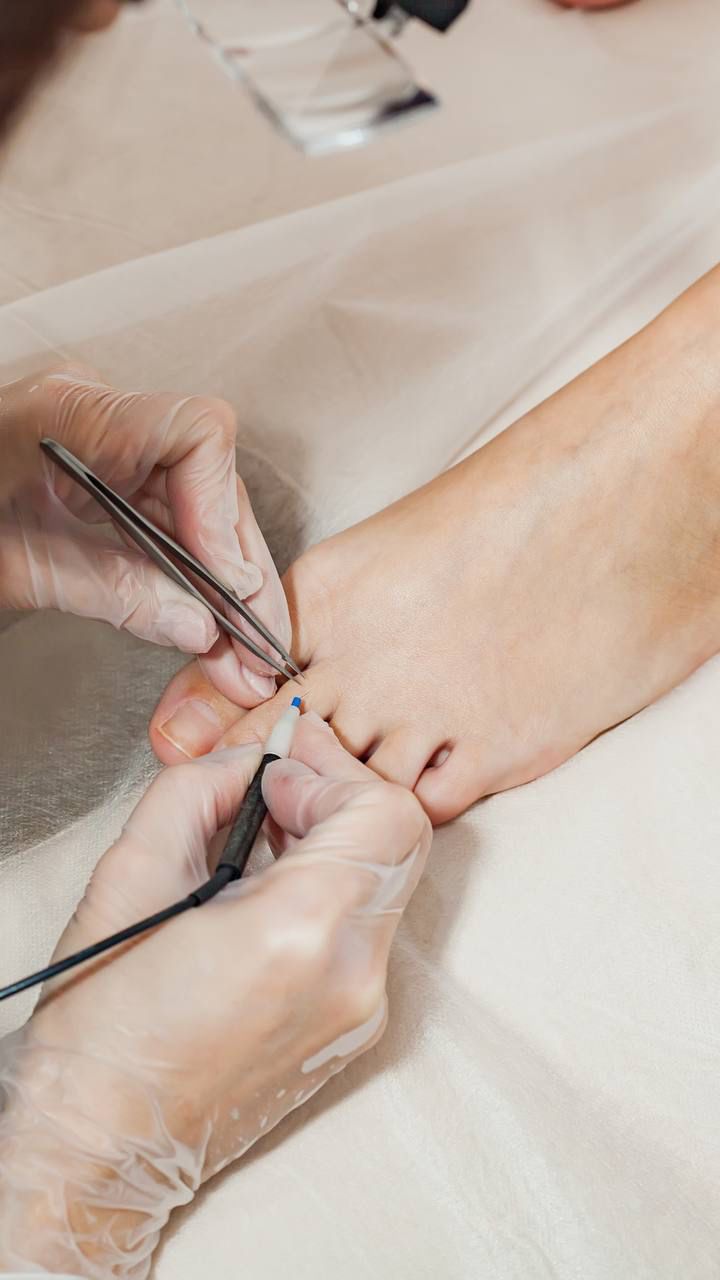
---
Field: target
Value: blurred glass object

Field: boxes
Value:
[175,0,437,154]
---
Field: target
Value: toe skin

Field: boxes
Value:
[150,659,241,763]
[367,730,443,791]
[414,744,488,826]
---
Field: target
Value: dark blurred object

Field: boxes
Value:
[0,0,81,139]
[373,0,470,31]
[0,0,468,152]
[0,0,135,142]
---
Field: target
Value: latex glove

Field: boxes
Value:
[0,367,290,704]
[0,714,431,1278]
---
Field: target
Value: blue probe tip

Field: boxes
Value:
[291,696,302,709]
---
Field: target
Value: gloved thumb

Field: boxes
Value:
[263,755,431,892]
[13,488,218,652]
[262,759,361,840]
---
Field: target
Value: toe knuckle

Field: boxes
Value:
[193,396,237,449]
[35,364,100,407]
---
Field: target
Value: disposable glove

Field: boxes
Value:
[0,714,431,1278]
[0,366,290,704]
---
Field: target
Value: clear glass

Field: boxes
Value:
[175,0,438,154]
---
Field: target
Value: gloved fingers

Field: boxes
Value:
[129,484,174,536]
[62,380,290,689]
[64,744,263,948]
[197,484,292,696]
[0,367,105,508]
[155,401,291,685]
[7,727,427,1244]
[260,750,432,921]
[210,748,429,1099]
[77,544,217,652]
[45,379,262,597]
[198,632,278,710]
[157,398,260,596]
[263,713,371,856]
[4,369,291,696]
[12,507,218,651]
[225,473,293,683]
[289,711,374,782]
[264,713,427,849]
[38,376,161,511]
[268,761,427,861]
[127,486,283,705]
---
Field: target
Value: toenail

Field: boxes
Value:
[158,699,223,758]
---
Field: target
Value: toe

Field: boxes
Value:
[213,663,341,752]
[150,656,242,763]
[414,743,487,826]
[290,713,373,782]
[328,714,380,760]
[367,730,441,791]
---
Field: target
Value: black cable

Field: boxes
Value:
[0,753,280,1005]
[373,0,470,32]
[0,867,234,1004]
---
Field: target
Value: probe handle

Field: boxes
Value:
[217,753,280,881]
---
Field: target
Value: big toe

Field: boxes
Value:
[213,663,342,752]
[150,659,241,763]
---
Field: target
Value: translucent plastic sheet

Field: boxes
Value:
[2,0,720,1275]
[175,0,437,154]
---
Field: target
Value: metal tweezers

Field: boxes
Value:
[41,438,301,681]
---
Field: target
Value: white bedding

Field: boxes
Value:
[1,0,720,1275]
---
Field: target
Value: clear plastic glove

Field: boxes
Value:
[0,714,431,1278]
[0,366,290,705]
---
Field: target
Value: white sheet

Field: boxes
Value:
[1,0,720,1275]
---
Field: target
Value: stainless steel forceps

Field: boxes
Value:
[40,438,301,681]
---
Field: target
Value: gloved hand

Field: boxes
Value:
[0,714,431,1279]
[0,366,290,706]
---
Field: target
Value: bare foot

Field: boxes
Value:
[150,268,720,824]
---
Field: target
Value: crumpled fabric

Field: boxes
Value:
[2,0,720,1276]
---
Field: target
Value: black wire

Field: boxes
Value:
[0,866,234,1004]
[0,752,279,1005]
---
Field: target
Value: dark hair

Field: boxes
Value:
[0,0,86,139]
